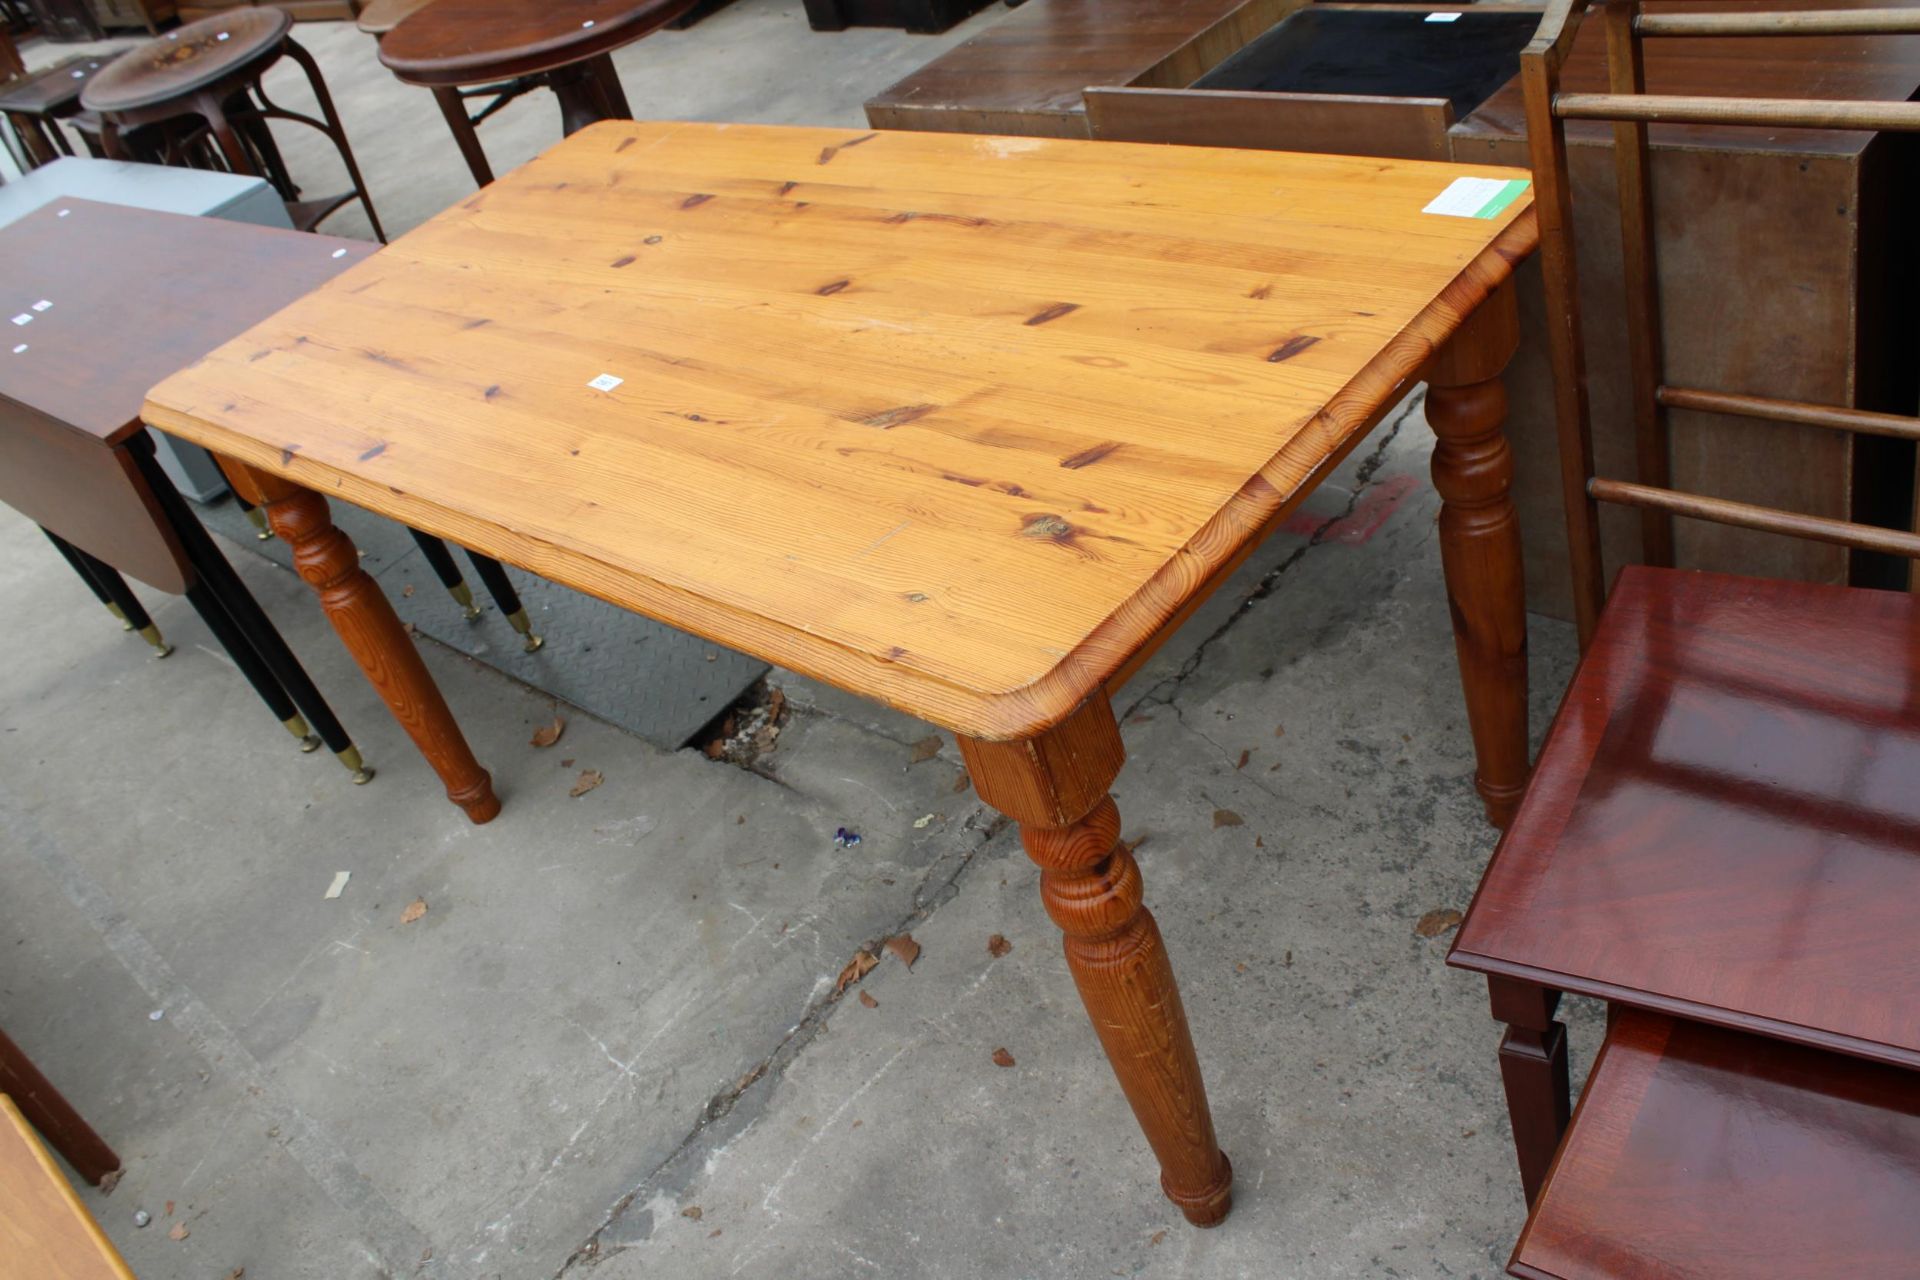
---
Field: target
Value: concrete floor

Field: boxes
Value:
[2,5,1597,1278]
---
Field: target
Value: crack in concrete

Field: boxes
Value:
[553,809,1011,1275]
[1121,395,1421,725]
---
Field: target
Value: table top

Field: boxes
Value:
[358,0,437,37]
[143,122,1534,739]
[378,0,694,87]
[0,54,112,115]
[81,9,289,114]
[0,1095,132,1280]
[1,199,373,447]
[1452,568,1920,1070]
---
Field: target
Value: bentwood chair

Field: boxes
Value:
[1447,3,1920,1276]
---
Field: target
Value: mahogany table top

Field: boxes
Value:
[143,121,1534,739]
[377,0,694,87]
[0,199,374,447]
[1453,567,1920,1070]
[81,10,289,114]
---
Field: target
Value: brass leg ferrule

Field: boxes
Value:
[335,745,375,785]
[138,624,175,658]
[506,608,544,653]
[244,506,274,541]
[449,581,482,622]
[282,714,323,753]
[105,602,133,630]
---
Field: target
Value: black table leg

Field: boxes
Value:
[408,529,482,621]
[183,580,323,753]
[465,551,543,652]
[43,528,172,657]
[130,437,373,783]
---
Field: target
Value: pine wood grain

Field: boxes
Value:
[145,121,1535,741]
[0,1095,132,1280]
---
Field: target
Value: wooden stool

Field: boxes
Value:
[1511,1009,1920,1279]
[377,0,692,187]
[0,54,112,168]
[80,10,385,240]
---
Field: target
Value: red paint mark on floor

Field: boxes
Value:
[1281,474,1420,544]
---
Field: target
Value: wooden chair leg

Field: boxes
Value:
[432,85,494,188]
[1488,976,1571,1206]
[228,463,500,824]
[1427,278,1530,828]
[0,1027,119,1186]
[959,698,1233,1227]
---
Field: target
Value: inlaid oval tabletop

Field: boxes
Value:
[143,122,1535,739]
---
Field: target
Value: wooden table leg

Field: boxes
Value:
[1488,975,1570,1207]
[229,463,501,824]
[433,85,495,188]
[958,698,1232,1227]
[1427,278,1530,828]
[0,1027,119,1186]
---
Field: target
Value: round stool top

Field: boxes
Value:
[378,0,692,87]
[358,0,436,38]
[81,9,290,114]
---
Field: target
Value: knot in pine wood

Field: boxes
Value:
[1021,795,1121,871]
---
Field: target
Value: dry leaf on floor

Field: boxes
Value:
[1414,909,1463,938]
[1274,724,1286,737]
[1150,1230,1167,1246]
[530,716,565,748]
[885,934,921,969]
[569,769,605,798]
[681,1206,703,1221]
[708,1229,722,1239]
[859,990,878,1009]
[952,772,970,793]
[1235,749,1251,770]
[908,735,941,764]
[1212,809,1244,829]
[401,584,415,598]
[767,687,786,721]
[168,1222,188,1241]
[164,1201,174,1216]
[835,949,877,994]
[225,1269,246,1280]
[97,1169,121,1195]
[987,934,1012,958]
[401,898,428,925]
[990,1047,1016,1068]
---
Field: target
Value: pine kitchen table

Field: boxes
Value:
[141,121,1538,1224]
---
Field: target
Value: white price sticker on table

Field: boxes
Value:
[1423,176,1531,220]
[1426,11,1463,21]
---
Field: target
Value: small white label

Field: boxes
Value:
[56,208,70,217]
[32,300,51,312]
[216,30,230,39]
[10,314,31,326]
[70,69,84,77]
[588,373,624,393]
[1425,10,1462,20]
[582,18,595,26]
[11,344,26,355]
[1423,175,1528,218]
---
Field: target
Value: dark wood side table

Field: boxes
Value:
[0,53,111,167]
[376,0,694,187]
[0,198,387,785]
[81,9,385,239]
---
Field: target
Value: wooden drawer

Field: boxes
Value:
[1087,4,1539,161]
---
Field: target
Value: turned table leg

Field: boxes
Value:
[1488,976,1570,1206]
[231,464,500,824]
[959,698,1232,1227]
[1427,279,1530,829]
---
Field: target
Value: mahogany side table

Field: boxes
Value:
[144,122,1538,1221]
[376,0,695,187]
[0,198,385,784]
